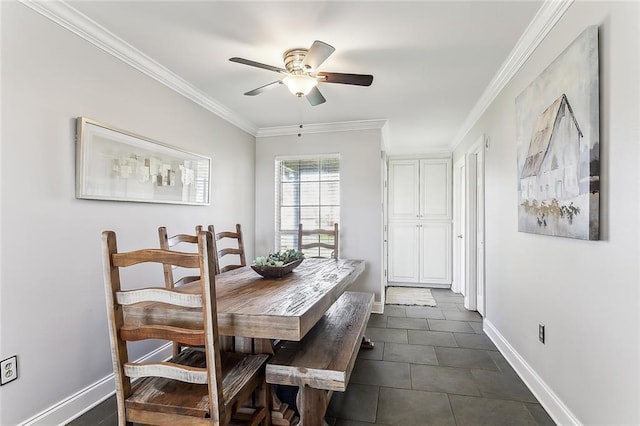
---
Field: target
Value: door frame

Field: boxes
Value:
[464,135,486,315]
[452,157,466,295]
[381,151,388,308]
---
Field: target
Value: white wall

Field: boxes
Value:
[255,130,383,303]
[453,1,639,424]
[0,3,256,424]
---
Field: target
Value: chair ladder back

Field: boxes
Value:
[298,223,339,259]
[209,224,246,274]
[158,225,203,289]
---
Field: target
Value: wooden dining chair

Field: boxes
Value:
[208,224,246,275]
[297,223,339,259]
[102,230,270,426]
[159,226,235,354]
[297,223,373,349]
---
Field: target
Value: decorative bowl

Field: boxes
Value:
[251,259,303,278]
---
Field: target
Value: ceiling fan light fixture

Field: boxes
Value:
[283,74,318,97]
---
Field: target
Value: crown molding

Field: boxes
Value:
[449,0,573,151]
[18,0,572,145]
[257,119,388,138]
[18,0,258,136]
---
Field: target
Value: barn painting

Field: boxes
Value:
[516,26,599,240]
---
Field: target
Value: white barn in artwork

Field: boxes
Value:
[520,94,583,202]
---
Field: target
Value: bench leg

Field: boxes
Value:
[296,386,329,426]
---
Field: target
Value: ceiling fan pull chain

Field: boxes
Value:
[298,99,304,138]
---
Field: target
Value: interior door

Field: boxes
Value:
[453,159,466,295]
[463,137,486,315]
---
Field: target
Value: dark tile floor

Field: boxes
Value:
[68,289,555,426]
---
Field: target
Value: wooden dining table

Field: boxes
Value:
[123,257,366,425]
[123,258,365,342]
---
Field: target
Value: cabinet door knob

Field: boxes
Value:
[457,234,463,238]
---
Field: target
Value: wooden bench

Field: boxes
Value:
[266,291,374,426]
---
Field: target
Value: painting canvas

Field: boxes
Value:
[516,26,599,240]
[76,117,211,205]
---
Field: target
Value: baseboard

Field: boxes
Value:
[387,282,451,289]
[20,343,173,426]
[483,320,580,426]
[372,301,384,314]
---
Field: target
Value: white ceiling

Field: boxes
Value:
[63,0,543,153]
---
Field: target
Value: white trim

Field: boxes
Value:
[463,136,483,311]
[450,0,573,151]
[19,343,172,426]
[380,151,388,312]
[274,153,341,161]
[387,153,452,161]
[452,156,466,294]
[386,282,451,289]
[372,301,384,314]
[257,119,388,138]
[385,145,453,156]
[469,138,486,316]
[17,0,258,136]
[381,122,391,152]
[484,320,580,426]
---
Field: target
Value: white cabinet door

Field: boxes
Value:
[388,160,420,219]
[388,222,419,283]
[419,222,452,284]
[420,159,452,219]
[387,157,452,286]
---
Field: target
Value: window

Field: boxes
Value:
[275,156,340,256]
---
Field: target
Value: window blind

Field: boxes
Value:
[275,156,340,256]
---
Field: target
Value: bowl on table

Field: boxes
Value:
[251,259,303,278]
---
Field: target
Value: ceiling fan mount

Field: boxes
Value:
[283,48,311,73]
[229,40,373,106]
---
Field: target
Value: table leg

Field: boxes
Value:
[242,338,297,425]
[296,386,330,426]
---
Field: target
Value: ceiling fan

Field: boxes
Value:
[229,40,373,106]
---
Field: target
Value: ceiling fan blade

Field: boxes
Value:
[306,86,326,106]
[229,57,286,73]
[318,72,374,86]
[301,40,335,71]
[244,80,283,96]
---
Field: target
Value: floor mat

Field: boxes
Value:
[385,286,437,306]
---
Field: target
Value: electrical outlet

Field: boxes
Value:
[1,356,18,385]
[538,323,545,344]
